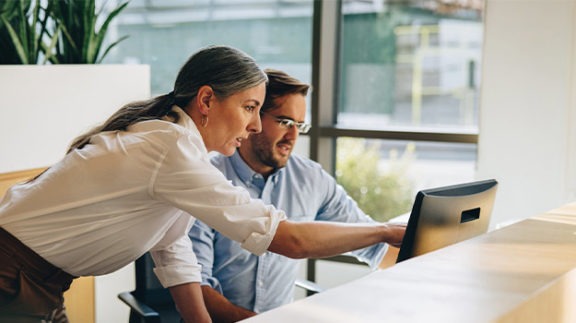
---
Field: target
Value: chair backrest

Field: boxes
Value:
[119,253,181,323]
[133,253,175,307]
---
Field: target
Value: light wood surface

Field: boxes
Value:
[0,167,47,193]
[0,168,95,323]
[243,202,576,323]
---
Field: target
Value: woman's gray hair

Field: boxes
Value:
[173,45,267,106]
[68,45,267,153]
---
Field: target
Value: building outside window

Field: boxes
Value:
[332,0,484,222]
[106,0,314,96]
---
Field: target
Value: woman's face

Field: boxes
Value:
[205,82,266,156]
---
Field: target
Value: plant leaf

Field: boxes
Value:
[41,24,61,64]
[0,15,28,64]
[96,34,128,64]
[92,1,129,63]
[47,0,128,64]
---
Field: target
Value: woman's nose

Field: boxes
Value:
[249,114,262,134]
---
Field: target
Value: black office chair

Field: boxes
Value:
[118,253,325,323]
[118,253,181,323]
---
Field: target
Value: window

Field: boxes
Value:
[310,0,484,221]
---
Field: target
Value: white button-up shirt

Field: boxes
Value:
[0,107,285,287]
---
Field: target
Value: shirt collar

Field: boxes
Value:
[230,150,259,184]
[230,150,284,188]
[167,105,208,152]
[171,105,199,134]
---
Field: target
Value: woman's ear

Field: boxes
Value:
[197,85,214,115]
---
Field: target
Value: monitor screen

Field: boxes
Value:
[396,179,498,263]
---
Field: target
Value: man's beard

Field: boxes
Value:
[250,135,290,170]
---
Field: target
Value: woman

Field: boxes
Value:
[0,45,405,323]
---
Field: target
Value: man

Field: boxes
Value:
[190,69,401,322]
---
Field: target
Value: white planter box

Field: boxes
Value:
[0,65,150,172]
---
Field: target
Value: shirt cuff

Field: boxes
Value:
[153,263,202,288]
[241,207,286,255]
[369,243,388,270]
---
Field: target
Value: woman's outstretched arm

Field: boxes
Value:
[268,220,406,259]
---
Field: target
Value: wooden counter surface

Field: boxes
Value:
[244,202,576,322]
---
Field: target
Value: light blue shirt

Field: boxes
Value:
[190,151,387,313]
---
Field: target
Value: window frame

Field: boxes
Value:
[305,0,480,286]
[308,0,479,174]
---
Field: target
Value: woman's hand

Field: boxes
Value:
[382,223,406,248]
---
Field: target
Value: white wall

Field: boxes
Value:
[477,0,576,227]
[0,65,150,322]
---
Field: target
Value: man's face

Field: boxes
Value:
[239,93,307,174]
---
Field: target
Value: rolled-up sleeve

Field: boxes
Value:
[238,204,284,255]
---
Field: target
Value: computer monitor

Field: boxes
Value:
[396,179,498,263]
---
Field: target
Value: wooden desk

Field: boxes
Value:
[243,202,576,322]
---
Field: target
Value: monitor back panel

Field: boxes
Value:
[397,179,497,263]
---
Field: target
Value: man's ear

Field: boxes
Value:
[197,85,214,115]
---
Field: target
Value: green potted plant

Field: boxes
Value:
[0,0,129,65]
[0,0,149,171]
[46,0,129,64]
[0,0,50,64]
